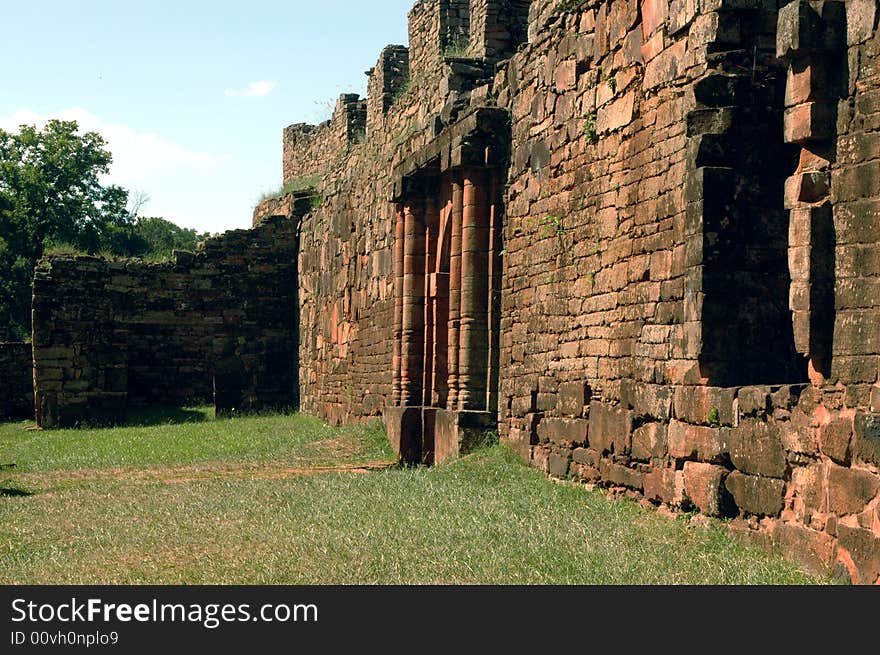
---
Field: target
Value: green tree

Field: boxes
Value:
[131,216,208,260]
[0,120,135,340]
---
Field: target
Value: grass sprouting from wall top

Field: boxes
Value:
[259,174,322,203]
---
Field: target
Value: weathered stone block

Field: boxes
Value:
[819,416,853,465]
[557,381,590,417]
[837,525,880,585]
[673,386,735,426]
[827,465,880,516]
[773,522,837,576]
[853,412,880,467]
[846,0,877,46]
[737,386,769,417]
[589,401,633,455]
[599,459,645,490]
[777,0,842,59]
[725,471,785,517]
[668,419,728,462]
[573,447,600,468]
[621,380,672,421]
[644,467,686,505]
[536,392,557,412]
[548,451,572,479]
[597,92,635,134]
[641,0,668,39]
[729,420,787,479]
[790,463,826,515]
[684,462,728,517]
[668,0,698,35]
[631,422,668,461]
[644,38,687,90]
[536,417,589,447]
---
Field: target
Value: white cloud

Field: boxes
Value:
[0,107,223,181]
[224,80,276,98]
[0,108,233,231]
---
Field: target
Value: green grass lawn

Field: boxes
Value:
[0,410,827,584]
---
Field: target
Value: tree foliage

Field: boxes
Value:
[0,120,207,341]
[130,216,209,261]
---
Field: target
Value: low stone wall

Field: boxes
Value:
[526,379,880,584]
[0,342,33,420]
[32,216,300,427]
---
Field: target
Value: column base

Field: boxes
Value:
[384,406,497,466]
[434,409,496,464]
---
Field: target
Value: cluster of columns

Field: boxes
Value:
[391,167,501,413]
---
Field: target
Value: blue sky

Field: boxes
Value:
[0,0,415,233]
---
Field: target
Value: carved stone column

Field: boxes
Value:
[487,171,503,412]
[422,186,439,407]
[401,197,426,406]
[458,169,490,411]
[392,204,405,405]
[447,175,463,409]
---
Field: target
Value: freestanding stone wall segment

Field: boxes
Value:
[32,215,301,427]
[0,342,33,420]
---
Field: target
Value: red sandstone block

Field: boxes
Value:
[683,461,728,517]
[573,447,601,468]
[837,525,880,584]
[784,171,830,208]
[668,419,728,462]
[832,161,880,203]
[644,39,687,90]
[668,0,698,35]
[773,522,837,577]
[787,245,811,281]
[572,463,601,483]
[787,207,813,248]
[599,459,645,491]
[777,0,834,59]
[557,381,591,417]
[791,310,811,354]
[589,401,634,455]
[725,471,785,517]
[548,451,572,479]
[597,92,635,134]
[672,386,735,426]
[729,420,787,479]
[783,102,834,144]
[784,63,833,108]
[631,422,668,461]
[644,467,686,506]
[826,464,880,516]
[641,0,668,39]
[819,416,853,465]
[537,417,589,447]
[555,59,577,91]
[848,0,877,46]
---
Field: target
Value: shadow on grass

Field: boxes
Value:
[0,486,34,498]
[123,406,211,427]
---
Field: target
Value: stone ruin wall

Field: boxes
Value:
[272,0,880,582]
[27,0,880,582]
[0,342,33,420]
[31,216,300,427]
